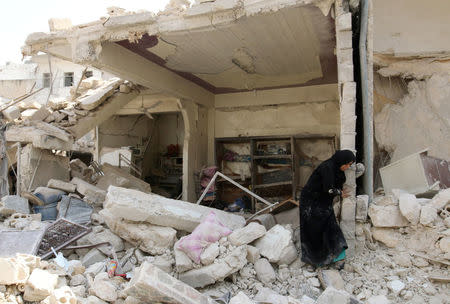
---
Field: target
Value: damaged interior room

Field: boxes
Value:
[0,0,449,303]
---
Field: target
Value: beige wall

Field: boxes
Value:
[213,85,340,139]
[374,0,450,56]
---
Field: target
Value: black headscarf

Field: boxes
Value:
[331,150,356,167]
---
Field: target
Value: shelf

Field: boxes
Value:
[253,181,292,189]
[253,155,291,159]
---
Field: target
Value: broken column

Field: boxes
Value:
[103,186,245,232]
[124,261,217,304]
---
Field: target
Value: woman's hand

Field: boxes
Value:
[342,188,351,198]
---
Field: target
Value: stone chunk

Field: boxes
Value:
[246,245,260,263]
[368,204,409,227]
[151,255,173,273]
[439,237,450,254]
[419,205,437,227]
[174,247,194,273]
[24,269,58,301]
[254,258,276,284]
[274,207,299,227]
[81,248,106,267]
[200,243,220,266]
[228,222,266,246]
[179,245,247,288]
[71,177,106,197]
[387,280,405,295]
[229,291,254,304]
[371,227,400,248]
[0,257,30,284]
[104,186,245,232]
[356,195,369,221]
[125,261,216,304]
[318,269,345,290]
[100,209,177,255]
[44,286,77,304]
[316,287,352,304]
[93,272,117,302]
[78,78,123,111]
[86,227,124,255]
[47,179,76,193]
[399,193,421,224]
[254,224,297,264]
[2,106,20,121]
[0,195,29,215]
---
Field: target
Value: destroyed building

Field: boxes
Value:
[0,0,449,304]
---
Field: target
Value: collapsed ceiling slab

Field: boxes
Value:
[23,0,337,96]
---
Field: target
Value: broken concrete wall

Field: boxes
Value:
[19,144,70,192]
[180,100,208,202]
[374,74,450,162]
[99,115,153,149]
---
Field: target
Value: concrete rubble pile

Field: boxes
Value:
[1,159,449,303]
[3,77,138,151]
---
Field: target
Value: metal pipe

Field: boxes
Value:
[196,171,273,206]
[359,0,373,203]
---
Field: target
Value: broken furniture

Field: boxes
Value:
[215,135,336,210]
[380,149,450,195]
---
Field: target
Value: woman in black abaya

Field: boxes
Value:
[299,150,356,266]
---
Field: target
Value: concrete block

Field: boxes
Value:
[338,63,354,83]
[246,245,260,263]
[399,193,420,225]
[254,224,297,264]
[200,243,219,266]
[87,227,124,255]
[104,186,245,232]
[337,48,353,66]
[2,106,20,121]
[23,268,58,301]
[48,18,72,31]
[174,246,194,273]
[100,209,177,255]
[81,248,107,267]
[71,177,106,197]
[356,195,369,221]
[70,274,86,286]
[420,205,437,227]
[318,269,345,290]
[78,78,123,111]
[254,258,276,284]
[228,222,266,246]
[93,272,118,302]
[0,195,29,216]
[125,261,216,304]
[229,291,254,304]
[179,245,247,288]
[29,107,51,121]
[47,179,76,193]
[439,237,450,254]
[367,295,391,304]
[337,30,352,50]
[316,287,352,304]
[0,257,30,284]
[337,13,352,31]
[152,255,173,273]
[371,227,400,248]
[368,204,409,227]
[342,82,357,100]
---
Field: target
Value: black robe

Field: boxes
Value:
[299,158,348,266]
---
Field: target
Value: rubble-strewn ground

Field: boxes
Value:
[0,169,449,303]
